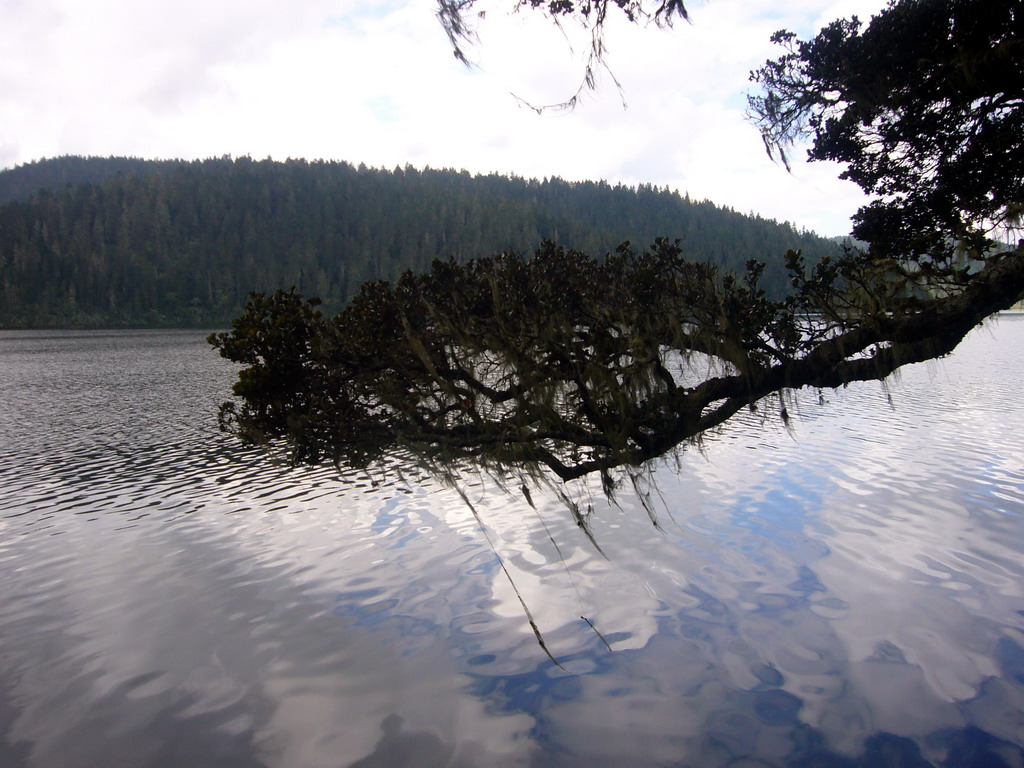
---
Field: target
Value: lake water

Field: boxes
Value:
[1,318,1023,768]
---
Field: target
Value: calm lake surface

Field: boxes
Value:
[1,318,1023,768]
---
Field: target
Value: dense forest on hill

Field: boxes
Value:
[0,156,183,207]
[0,155,842,328]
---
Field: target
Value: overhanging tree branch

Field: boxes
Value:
[438,0,690,111]
[213,0,1023,490]
[210,238,1024,483]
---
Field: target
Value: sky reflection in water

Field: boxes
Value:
[0,320,1022,767]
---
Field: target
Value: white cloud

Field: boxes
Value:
[1,0,888,235]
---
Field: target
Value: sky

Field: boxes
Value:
[1,0,888,236]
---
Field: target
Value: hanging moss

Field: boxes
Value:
[210,238,1024,485]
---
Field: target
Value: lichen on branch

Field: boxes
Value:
[210,238,1024,484]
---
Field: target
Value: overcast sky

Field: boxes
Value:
[1,0,887,236]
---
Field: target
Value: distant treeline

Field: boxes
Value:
[0,155,842,328]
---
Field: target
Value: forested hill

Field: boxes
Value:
[0,156,183,207]
[0,155,842,328]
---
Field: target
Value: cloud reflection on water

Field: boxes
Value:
[0,321,1023,767]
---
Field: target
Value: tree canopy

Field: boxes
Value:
[212,0,1024,488]
[748,0,1022,263]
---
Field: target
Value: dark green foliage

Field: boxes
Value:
[0,155,840,328]
[212,239,792,477]
[212,289,391,467]
[0,155,180,205]
[749,0,1023,262]
[210,238,1024,482]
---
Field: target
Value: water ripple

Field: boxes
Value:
[0,322,1023,767]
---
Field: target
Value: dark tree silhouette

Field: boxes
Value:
[212,0,1024,486]
[748,0,1022,263]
